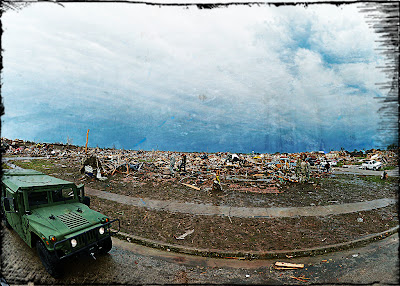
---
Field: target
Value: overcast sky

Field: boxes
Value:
[1,2,394,153]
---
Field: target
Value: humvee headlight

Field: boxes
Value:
[50,236,56,242]
[71,239,78,248]
[99,227,105,235]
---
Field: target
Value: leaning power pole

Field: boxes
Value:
[85,129,90,154]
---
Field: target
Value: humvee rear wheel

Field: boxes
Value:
[3,215,12,229]
[98,236,112,255]
[36,240,62,278]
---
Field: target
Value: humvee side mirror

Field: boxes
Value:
[77,184,84,198]
[3,199,10,211]
[82,196,90,207]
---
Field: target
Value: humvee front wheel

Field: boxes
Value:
[36,240,62,278]
[98,236,112,255]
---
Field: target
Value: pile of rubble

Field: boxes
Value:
[2,137,397,194]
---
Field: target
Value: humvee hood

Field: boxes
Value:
[29,203,106,237]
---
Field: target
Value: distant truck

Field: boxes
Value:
[360,160,382,170]
[1,169,119,277]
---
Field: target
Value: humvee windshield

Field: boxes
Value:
[28,191,48,207]
[52,188,74,202]
[28,188,76,208]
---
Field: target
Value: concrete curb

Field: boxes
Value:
[113,226,399,260]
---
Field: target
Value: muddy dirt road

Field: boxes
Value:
[1,226,398,285]
[333,165,399,177]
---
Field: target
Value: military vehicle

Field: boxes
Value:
[1,169,119,277]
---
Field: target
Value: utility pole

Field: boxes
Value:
[85,129,90,154]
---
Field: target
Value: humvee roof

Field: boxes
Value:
[2,169,75,193]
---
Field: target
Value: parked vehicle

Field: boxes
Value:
[1,169,119,277]
[265,161,281,169]
[320,161,328,168]
[305,157,316,166]
[360,160,382,170]
[320,160,336,168]
[279,158,296,168]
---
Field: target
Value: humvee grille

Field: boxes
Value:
[76,229,98,245]
[57,212,90,229]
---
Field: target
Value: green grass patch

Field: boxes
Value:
[2,163,11,169]
[138,158,155,162]
[358,175,398,184]
[10,159,56,173]
[383,166,397,170]
[336,161,344,167]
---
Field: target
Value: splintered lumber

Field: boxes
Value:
[175,229,194,240]
[290,276,307,282]
[274,262,304,269]
[181,183,201,191]
[225,257,246,260]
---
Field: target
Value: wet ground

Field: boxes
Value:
[1,225,398,285]
[2,156,398,284]
[90,195,398,252]
[3,157,398,254]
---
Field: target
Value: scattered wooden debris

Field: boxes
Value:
[175,229,195,240]
[225,257,246,260]
[275,267,300,270]
[181,183,201,191]
[298,275,310,280]
[290,276,308,282]
[274,262,304,269]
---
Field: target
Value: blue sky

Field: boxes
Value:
[1,2,395,153]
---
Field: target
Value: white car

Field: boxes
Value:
[360,160,382,170]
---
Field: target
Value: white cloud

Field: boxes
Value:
[1,2,392,151]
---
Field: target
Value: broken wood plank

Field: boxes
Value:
[274,267,300,270]
[290,276,307,282]
[181,183,201,190]
[275,262,304,268]
[175,229,194,240]
[225,257,246,260]
[298,275,310,280]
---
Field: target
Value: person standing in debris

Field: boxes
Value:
[179,154,187,172]
[295,158,301,177]
[169,154,176,173]
[300,160,307,182]
[305,160,311,179]
[325,161,330,173]
[212,170,223,192]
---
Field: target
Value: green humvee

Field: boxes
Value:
[1,169,119,277]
